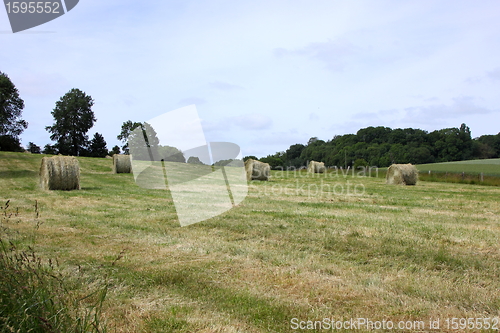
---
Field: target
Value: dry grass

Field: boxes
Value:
[39,155,80,190]
[1,152,500,332]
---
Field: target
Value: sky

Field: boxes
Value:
[1,0,500,158]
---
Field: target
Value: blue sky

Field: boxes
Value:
[1,0,500,158]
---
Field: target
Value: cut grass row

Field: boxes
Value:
[1,152,499,332]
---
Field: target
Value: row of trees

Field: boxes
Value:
[256,124,500,169]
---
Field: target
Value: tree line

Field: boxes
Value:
[255,124,500,169]
[1,70,499,165]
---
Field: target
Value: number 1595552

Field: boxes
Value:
[5,2,61,14]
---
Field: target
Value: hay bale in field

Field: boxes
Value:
[386,163,418,185]
[40,156,80,190]
[244,159,270,181]
[113,154,132,173]
[308,160,325,173]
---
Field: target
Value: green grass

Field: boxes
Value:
[1,151,500,332]
[414,159,500,186]
[417,158,500,176]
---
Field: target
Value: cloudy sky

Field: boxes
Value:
[1,0,500,158]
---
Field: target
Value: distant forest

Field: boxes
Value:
[252,123,500,169]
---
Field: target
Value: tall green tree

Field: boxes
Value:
[46,88,96,156]
[127,122,160,160]
[88,132,108,157]
[0,71,28,151]
[117,120,143,154]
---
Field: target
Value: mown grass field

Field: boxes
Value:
[1,151,499,332]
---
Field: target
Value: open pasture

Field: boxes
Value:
[1,152,499,332]
[417,158,500,176]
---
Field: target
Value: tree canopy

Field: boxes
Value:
[0,71,27,151]
[117,120,143,154]
[256,123,492,169]
[45,88,96,156]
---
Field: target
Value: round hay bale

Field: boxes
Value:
[40,156,80,191]
[244,159,270,181]
[308,160,325,173]
[386,163,418,185]
[113,154,132,173]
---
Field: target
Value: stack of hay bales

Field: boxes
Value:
[308,160,326,173]
[244,159,270,181]
[113,154,132,173]
[40,156,80,190]
[386,164,418,185]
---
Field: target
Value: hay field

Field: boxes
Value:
[1,151,499,332]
